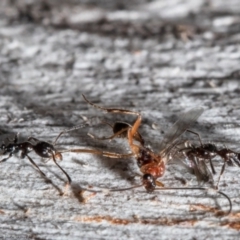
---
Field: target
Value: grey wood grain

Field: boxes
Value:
[0,0,240,239]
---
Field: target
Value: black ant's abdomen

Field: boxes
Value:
[33,142,55,158]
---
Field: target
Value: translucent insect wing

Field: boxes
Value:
[159,108,204,156]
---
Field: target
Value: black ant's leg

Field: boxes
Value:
[185,130,216,174]
[25,154,46,177]
[216,161,226,190]
[186,129,203,147]
[28,137,40,143]
[7,134,19,144]
[13,134,18,144]
[51,153,71,184]
[233,153,240,167]
[191,156,201,183]
[0,153,13,162]
[209,158,216,175]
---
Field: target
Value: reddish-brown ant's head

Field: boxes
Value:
[142,173,156,193]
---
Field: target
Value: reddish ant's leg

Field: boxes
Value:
[88,127,129,141]
[127,115,142,155]
[62,148,134,159]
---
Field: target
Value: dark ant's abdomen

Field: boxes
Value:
[33,142,55,158]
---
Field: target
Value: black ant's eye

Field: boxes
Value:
[142,174,156,193]
[1,144,6,150]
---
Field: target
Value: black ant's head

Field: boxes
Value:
[142,174,156,193]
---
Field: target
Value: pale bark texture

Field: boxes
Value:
[0,0,240,239]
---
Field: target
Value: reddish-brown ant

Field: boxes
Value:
[0,123,88,185]
[61,95,232,214]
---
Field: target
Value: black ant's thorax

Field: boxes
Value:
[4,142,32,155]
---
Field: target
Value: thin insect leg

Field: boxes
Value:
[217,190,232,215]
[89,120,144,145]
[25,154,46,177]
[156,181,164,187]
[127,115,142,155]
[191,155,204,183]
[186,129,203,147]
[28,137,40,143]
[51,153,71,184]
[53,123,90,145]
[216,161,226,190]
[7,134,18,143]
[185,130,216,174]
[13,134,18,143]
[209,158,216,175]
[88,127,129,141]
[83,94,140,117]
[62,148,134,159]
[101,121,114,128]
[0,153,12,163]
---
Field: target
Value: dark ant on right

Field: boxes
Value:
[179,138,240,189]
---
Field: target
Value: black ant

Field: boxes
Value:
[62,95,232,215]
[0,123,89,185]
[179,139,240,189]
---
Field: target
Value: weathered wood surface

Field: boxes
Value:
[0,0,240,239]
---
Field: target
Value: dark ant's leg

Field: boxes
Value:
[186,129,203,147]
[13,134,18,144]
[51,153,72,184]
[7,133,19,144]
[233,153,240,167]
[28,137,40,143]
[216,162,226,190]
[186,130,216,174]
[0,153,13,162]
[209,158,216,175]
[25,154,46,177]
